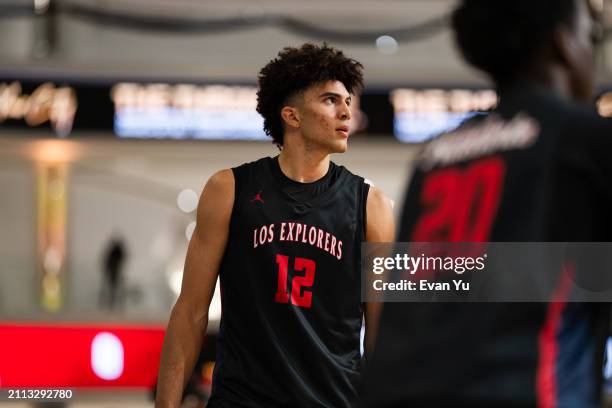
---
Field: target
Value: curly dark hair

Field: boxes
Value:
[452,0,578,85]
[256,43,364,146]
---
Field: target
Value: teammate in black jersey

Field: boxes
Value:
[156,43,394,408]
[362,0,611,407]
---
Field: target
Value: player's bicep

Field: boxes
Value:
[177,169,234,318]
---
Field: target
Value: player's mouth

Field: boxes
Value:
[336,126,350,138]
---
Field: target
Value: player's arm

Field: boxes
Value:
[364,186,395,356]
[155,169,234,408]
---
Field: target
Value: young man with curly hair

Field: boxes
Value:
[156,43,394,408]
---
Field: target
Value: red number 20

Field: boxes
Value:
[274,254,316,308]
[412,157,505,242]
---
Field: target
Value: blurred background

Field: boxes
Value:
[2,0,612,406]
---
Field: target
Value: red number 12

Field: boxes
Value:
[275,254,316,308]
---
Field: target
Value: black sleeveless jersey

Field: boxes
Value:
[208,156,369,408]
[362,89,612,407]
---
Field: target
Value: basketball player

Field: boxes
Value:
[362,0,611,407]
[156,43,394,407]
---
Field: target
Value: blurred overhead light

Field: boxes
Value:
[91,332,124,381]
[43,248,62,276]
[177,189,198,213]
[30,140,80,164]
[34,0,49,14]
[376,35,398,55]
[597,92,612,117]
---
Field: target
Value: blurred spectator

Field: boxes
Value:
[99,236,127,310]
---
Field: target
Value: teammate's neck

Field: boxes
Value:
[277,144,330,183]
[498,65,574,101]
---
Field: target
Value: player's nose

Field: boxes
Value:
[338,101,352,121]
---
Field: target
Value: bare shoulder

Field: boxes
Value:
[365,185,395,242]
[196,169,234,216]
[187,169,235,248]
[204,169,234,196]
[366,185,393,219]
[366,185,390,209]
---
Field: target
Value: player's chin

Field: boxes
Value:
[330,140,348,153]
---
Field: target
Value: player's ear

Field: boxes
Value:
[553,22,578,68]
[280,105,300,129]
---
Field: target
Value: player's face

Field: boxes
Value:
[568,0,596,102]
[296,80,353,153]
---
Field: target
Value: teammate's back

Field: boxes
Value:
[362,0,612,406]
[364,88,612,407]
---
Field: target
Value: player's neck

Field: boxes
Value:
[499,65,573,101]
[277,145,330,183]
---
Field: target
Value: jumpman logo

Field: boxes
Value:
[251,191,265,204]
